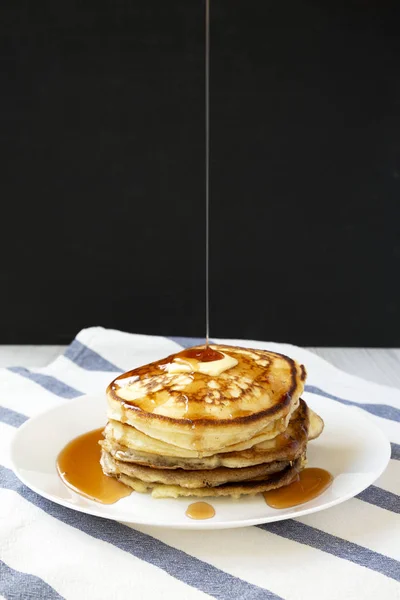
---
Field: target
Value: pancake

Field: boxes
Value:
[101,398,312,470]
[101,449,292,488]
[102,408,298,459]
[309,407,324,440]
[107,345,306,453]
[101,453,304,499]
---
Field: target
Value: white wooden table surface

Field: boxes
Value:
[0,345,399,390]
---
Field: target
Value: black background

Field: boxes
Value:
[1,1,399,345]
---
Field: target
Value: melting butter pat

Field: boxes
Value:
[167,353,238,376]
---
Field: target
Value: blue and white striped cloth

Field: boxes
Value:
[1,327,399,600]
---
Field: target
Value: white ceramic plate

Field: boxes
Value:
[11,392,390,530]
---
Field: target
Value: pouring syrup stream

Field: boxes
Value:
[205,0,210,348]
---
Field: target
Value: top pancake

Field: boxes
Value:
[107,344,306,453]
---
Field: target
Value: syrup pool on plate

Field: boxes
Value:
[186,502,216,520]
[264,468,333,509]
[57,428,132,504]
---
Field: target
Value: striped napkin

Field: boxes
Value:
[1,327,399,600]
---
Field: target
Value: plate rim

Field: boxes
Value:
[10,393,392,530]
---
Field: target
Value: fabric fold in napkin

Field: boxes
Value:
[0,326,399,600]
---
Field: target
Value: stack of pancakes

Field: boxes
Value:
[100,345,324,499]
